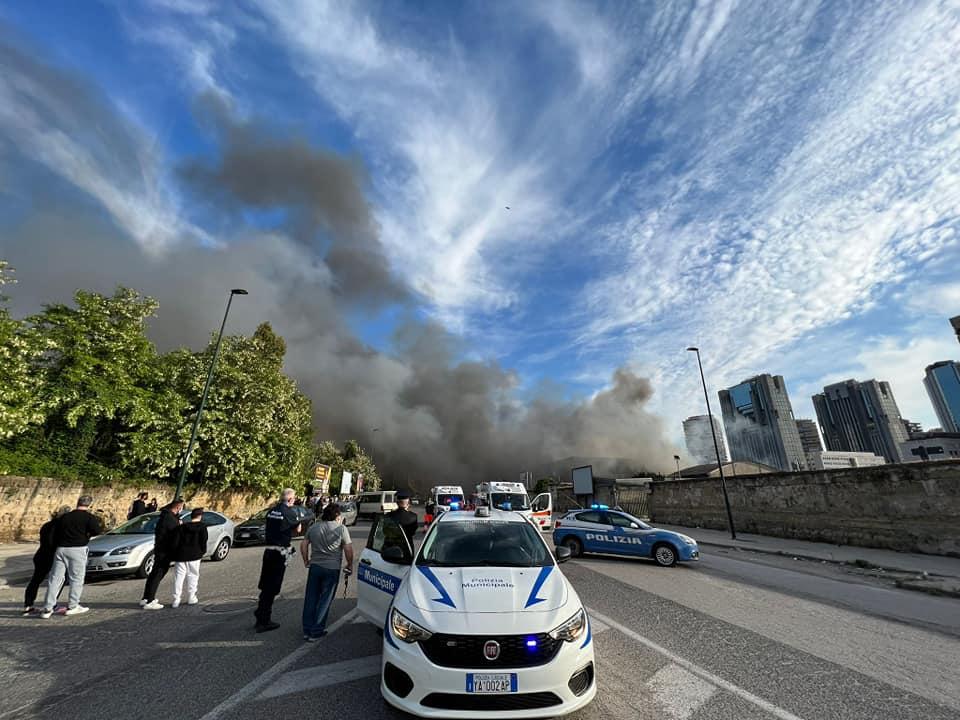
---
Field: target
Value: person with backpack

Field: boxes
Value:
[171,508,208,608]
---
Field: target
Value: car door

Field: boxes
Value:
[606,512,649,556]
[357,515,414,625]
[572,511,610,552]
[530,492,552,529]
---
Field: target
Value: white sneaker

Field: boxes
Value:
[187,596,199,605]
[65,605,89,616]
[139,599,148,607]
[171,600,180,608]
[143,600,164,610]
[39,610,53,619]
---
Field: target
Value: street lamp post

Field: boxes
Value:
[174,289,248,500]
[674,454,682,480]
[686,347,736,539]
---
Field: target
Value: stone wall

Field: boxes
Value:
[649,461,960,556]
[0,476,274,543]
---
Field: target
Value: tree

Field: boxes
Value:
[0,262,46,440]
[313,439,381,493]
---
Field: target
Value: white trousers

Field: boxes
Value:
[172,560,200,602]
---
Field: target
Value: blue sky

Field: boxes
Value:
[2,0,960,450]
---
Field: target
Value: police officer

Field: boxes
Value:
[253,488,302,633]
[386,490,419,548]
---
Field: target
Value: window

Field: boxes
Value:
[368,517,412,561]
[202,512,226,526]
[575,511,603,524]
[608,512,650,530]
[418,520,552,568]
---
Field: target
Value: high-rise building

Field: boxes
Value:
[951,315,960,344]
[795,419,823,467]
[813,379,908,463]
[901,419,924,438]
[682,415,730,465]
[718,374,806,472]
[923,361,960,433]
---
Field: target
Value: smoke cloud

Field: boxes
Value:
[0,38,676,490]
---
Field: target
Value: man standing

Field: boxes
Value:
[254,488,301,633]
[128,491,149,520]
[23,505,71,615]
[39,495,103,619]
[387,490,419,548]
[141,497,184,610]
[171,508,208,608]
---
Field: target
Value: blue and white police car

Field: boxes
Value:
[552,505,700,567]
[356,507,596,718]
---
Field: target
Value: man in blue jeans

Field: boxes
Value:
[299,502,353,641]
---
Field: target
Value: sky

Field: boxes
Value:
[1,0,960,471]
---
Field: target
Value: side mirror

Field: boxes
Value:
[382,545,406,564]
[555,546,572,564]
[630,522,640,529]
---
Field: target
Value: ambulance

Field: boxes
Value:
[424,485,465,525]
[476,482,553,531]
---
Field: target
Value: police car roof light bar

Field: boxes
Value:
[590,504,609,510]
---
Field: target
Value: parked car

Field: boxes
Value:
[337,500,358,526]
[234,504,315,546]
[357,490,397,519]
[86,510,235,579]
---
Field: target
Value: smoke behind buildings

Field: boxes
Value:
[0,38,676,488]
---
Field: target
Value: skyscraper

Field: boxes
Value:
[682,415,730,465]
[813,379,908,463]
[924,361,960,433]
[951,315,960,344]
[795,418,823,464]
[718,374,806,472]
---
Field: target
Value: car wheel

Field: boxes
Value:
[561,536,583,558]
[653,543,678,567]
[211,538,231,562]
[137,551,155,579]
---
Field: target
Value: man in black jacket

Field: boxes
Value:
[128,492,149,520]
[171,508,208,608]
[253,488,301,633]
[386,490,419,549]
[140,497,184,610]
[39,495,103,619]
[23,505,71,615]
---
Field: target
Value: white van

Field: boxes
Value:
[357,490,398,518]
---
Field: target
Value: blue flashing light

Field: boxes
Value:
[590,504,609,510]
[450,502,460,510]
[502,502,512,511]
[525,637,538,649]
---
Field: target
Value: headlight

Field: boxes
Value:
[390,608,433,643]
[549,608,587,643]
[679,535,697,545]
[110,545,135,555]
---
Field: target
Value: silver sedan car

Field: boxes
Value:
[86,510,235,579]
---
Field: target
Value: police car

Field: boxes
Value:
[356,507,596,718]
[552,505,699,567]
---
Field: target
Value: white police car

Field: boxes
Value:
[552,505,699,567]
[356,507,596,718]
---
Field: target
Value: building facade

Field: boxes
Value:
[813,379,909,463]
[899,432,960,462]
[719,374,807,472]
[682,415,730,465]
[795,419,823,465]
[923,361,960,434]
[901,419,924,438]
[807,450,886,470]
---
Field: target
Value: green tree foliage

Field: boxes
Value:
[314,438,381,493]
[0,263,352,493]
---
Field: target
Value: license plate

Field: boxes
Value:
[239,533,250,538]
[88,565,103,571]
[466,673,517,694]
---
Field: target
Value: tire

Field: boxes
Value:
[561,536,583,558]
[653,543,678,567]
[136,551,155,579]
[211,538,231,562]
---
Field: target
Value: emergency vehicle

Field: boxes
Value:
[357,507,596,717]
[424,485,465,525]
[476,482,553,531]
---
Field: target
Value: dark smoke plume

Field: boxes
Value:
[0,38,677,490]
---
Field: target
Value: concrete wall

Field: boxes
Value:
[649,461,960,556]
[0,476,274,543]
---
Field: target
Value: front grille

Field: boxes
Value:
[568,663,594,696]
[88,551,107,558]
[421,692,562,711]
[420,633,562,669]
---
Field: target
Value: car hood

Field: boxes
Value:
[408,565,567,614]
[89,534,153,552]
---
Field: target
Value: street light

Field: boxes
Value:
[673,454,682,480]
[174,289,248,500]
[686,347,736,539]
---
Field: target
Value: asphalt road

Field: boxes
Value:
[1,519,958,720]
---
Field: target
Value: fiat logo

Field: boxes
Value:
[483,640,500,661]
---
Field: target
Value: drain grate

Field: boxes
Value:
[201,598,258,614]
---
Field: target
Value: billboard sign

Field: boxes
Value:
[340,470,353,495]
[314,464,332,494]
[571,465,594,496]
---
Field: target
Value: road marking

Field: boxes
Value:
[587,608,808,720]
[258,655,381,698]
[591,616,610,634]
[197,608,359,720]
[647,663,717,719]
[157,641,264,649]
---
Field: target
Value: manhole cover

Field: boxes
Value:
[202,598,257,614]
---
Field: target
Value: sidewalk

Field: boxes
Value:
[0,542,37,588]
[662,524,960,596]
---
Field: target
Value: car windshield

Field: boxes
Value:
[109,513,160,534]
[245,508,270,522]
[612,512,652,530]
[436,494,463,506]
[490,493,529,511]
[418,520,553,567]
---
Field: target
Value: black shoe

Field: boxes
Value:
[255,621,281,633]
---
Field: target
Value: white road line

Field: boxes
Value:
[646,663,717,719]
[258,655,381,699]
[197,608,359,720]
[587,608,808,720]
[157,641,264,649]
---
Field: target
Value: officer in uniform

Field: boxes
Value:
[386,490,419,549]
[253,488,301,633]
